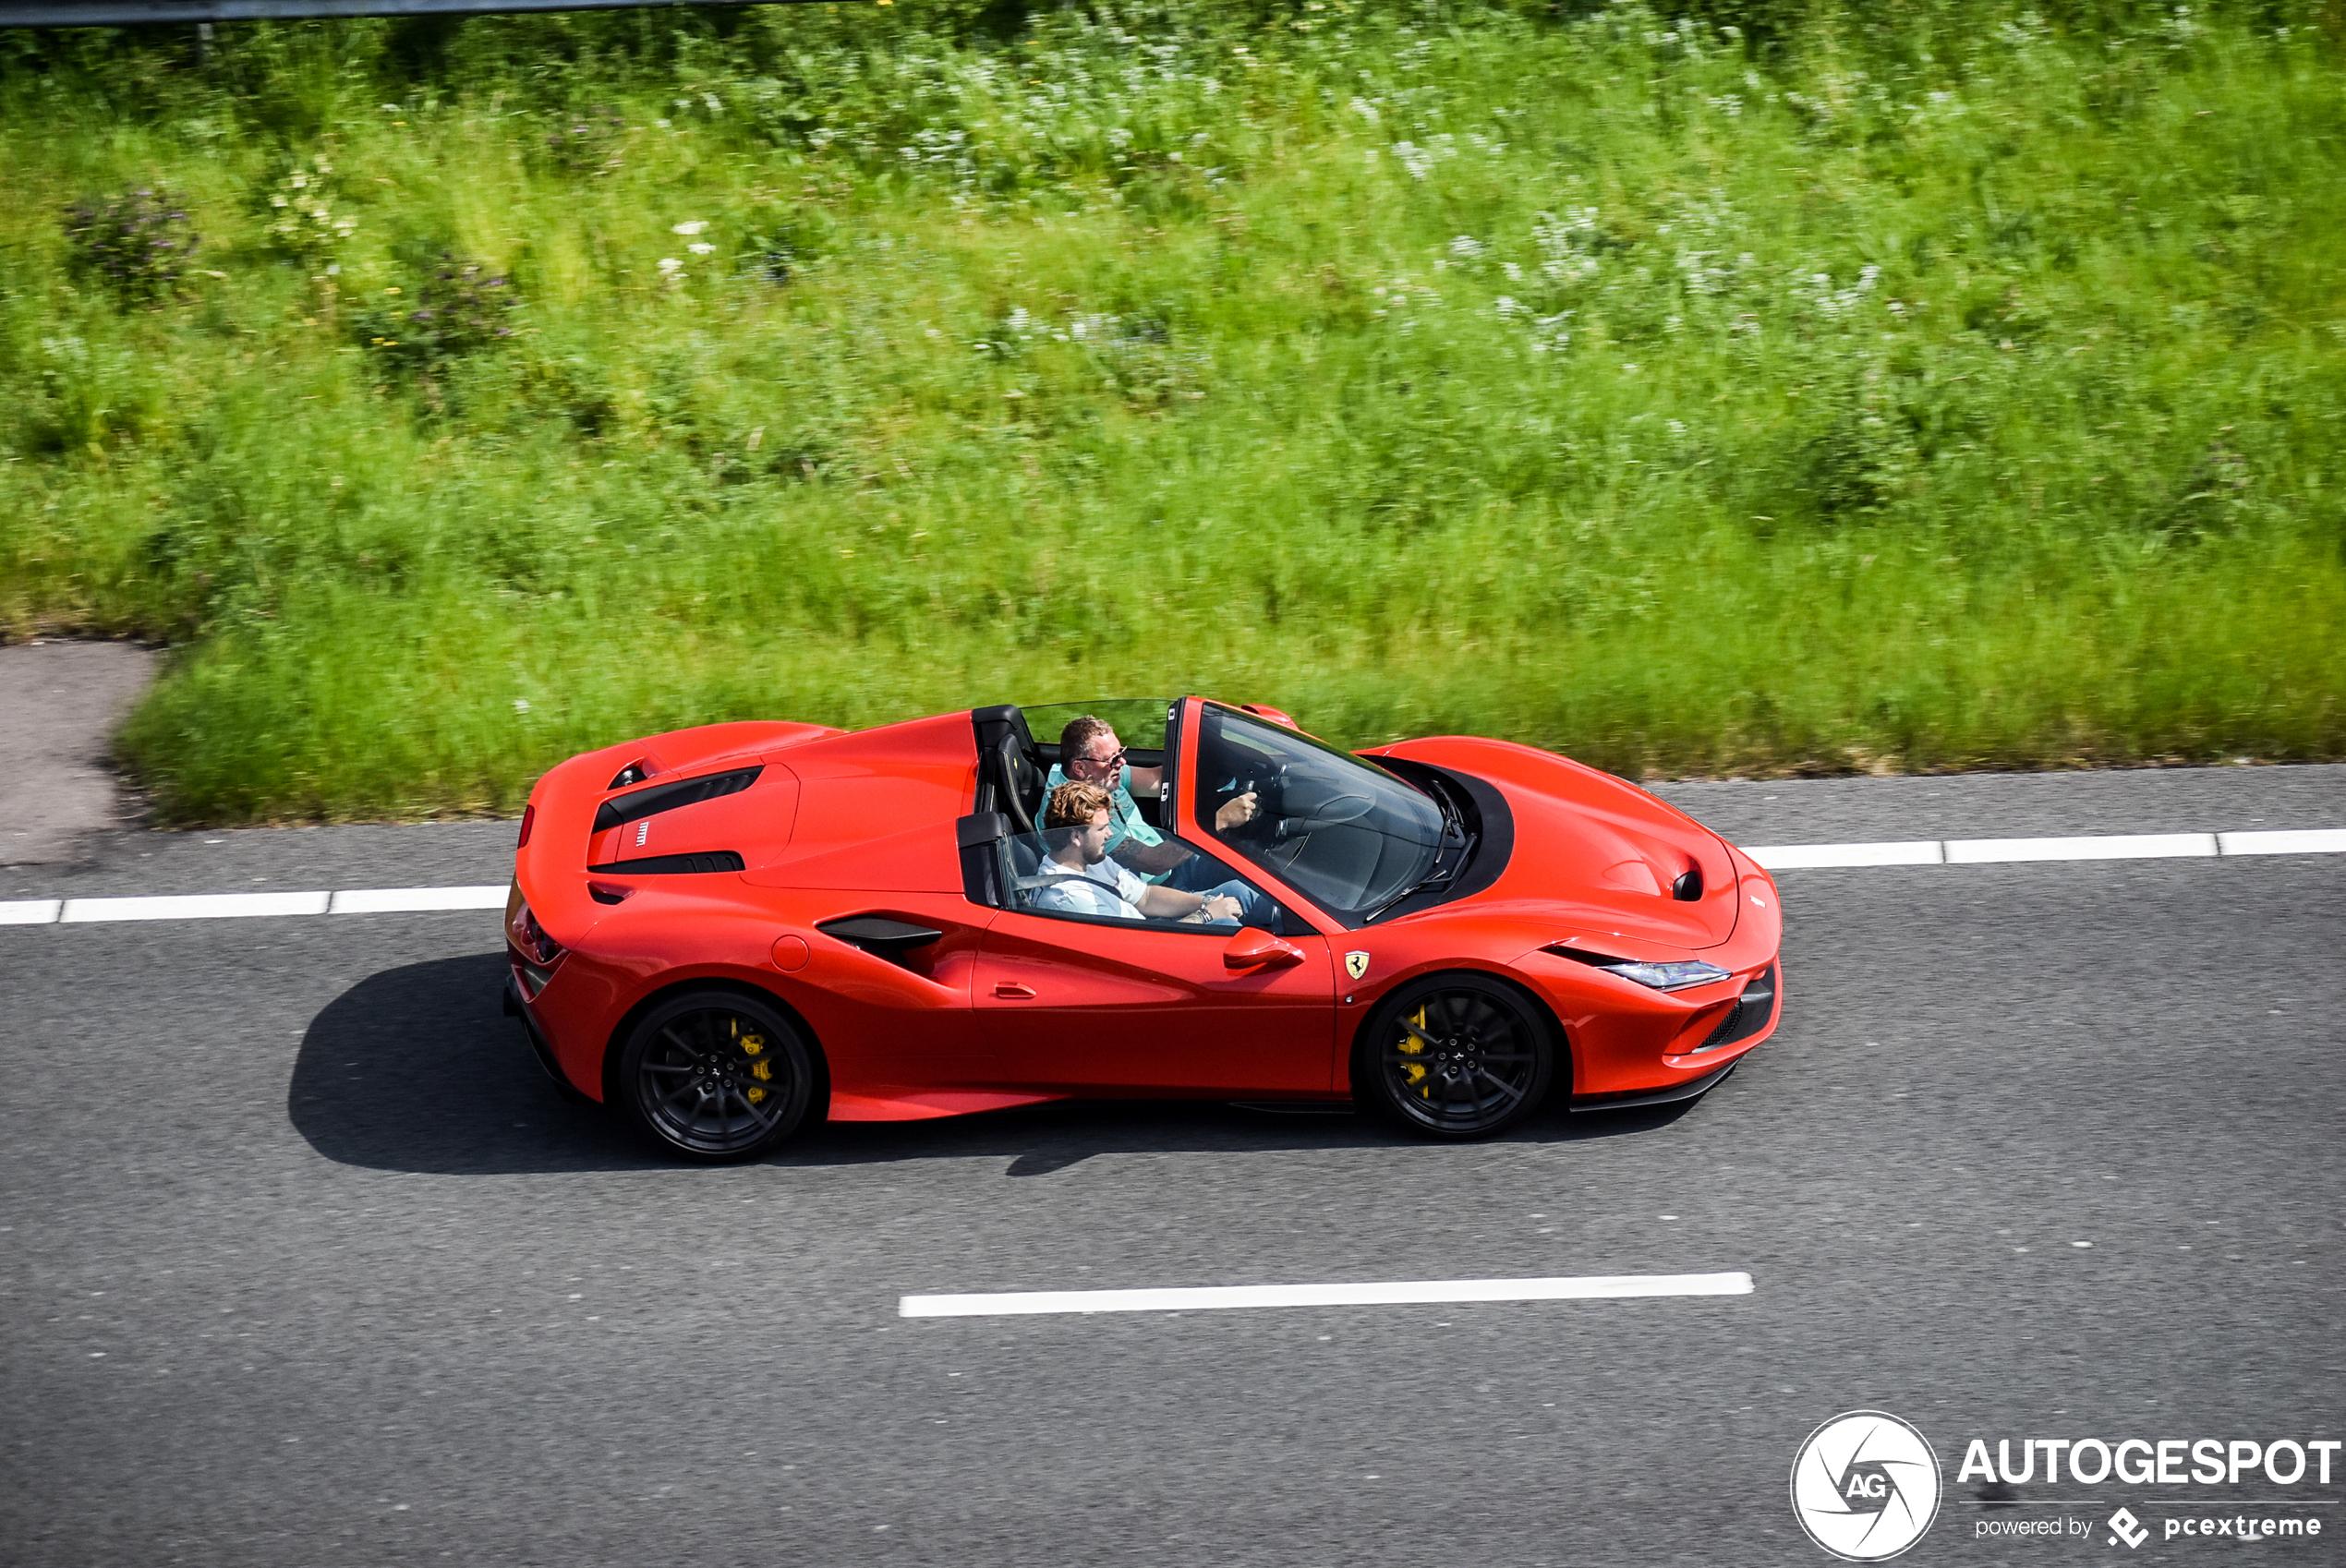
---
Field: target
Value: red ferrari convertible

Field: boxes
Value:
[503,697,1782,1162]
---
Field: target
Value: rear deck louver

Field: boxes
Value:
[586,850,747,875]
[592,766,762,834]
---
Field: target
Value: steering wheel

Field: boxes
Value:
[1278,791,1374,832]
[1225,765,1286,843]
[1261,775,1374,842]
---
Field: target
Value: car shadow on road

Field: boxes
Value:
[289,952,1711,1176]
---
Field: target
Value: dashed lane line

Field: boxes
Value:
[0,829,2340,926]
[0,885,507,925]
[899,1271,1756,1319]
[327,886,509,914]
[1744,827,2346,871]
[1746,839,1943,869]
[60,890,332,923]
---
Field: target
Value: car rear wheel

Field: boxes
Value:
[617,989,817,1163]
[1356,972,1555,1139]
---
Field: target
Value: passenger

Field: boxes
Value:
[1049,714,1259,894]
[1029,782,1244,924]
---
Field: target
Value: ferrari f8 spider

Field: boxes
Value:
[502,697,1783,1161]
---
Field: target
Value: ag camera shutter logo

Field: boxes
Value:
[1791,1410,1944,1562]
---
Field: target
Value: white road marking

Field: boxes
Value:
[2218,827,2346,856]
[1747,840,1943,869]
[1945,832,2218,863]
[59,891,331,923]
[899,1271,1755,1318]
[2,826,2338,927]
[328,886,508,914]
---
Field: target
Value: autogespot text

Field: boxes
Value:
[1956,1436,2339,1486]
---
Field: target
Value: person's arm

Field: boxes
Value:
[1112,838,1191,875]
[1132,882,1198,920]
[1126,763,1163,797]
[1135,884,1240,923]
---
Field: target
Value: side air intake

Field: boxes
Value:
[1695,964,1777,1052]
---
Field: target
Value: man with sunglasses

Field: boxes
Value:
[1046,715,1260,896]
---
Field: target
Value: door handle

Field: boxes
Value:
[992,982,1037,999]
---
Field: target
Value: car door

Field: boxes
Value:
[973,910,1336,1096]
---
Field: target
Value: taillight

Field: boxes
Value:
[516,907,562,967]
[507,894,565,999]
[516,803,536,850]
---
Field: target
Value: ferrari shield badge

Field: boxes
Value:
[1344,951,1371,981]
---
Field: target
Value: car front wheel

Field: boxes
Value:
[1355,971,1556,1139]
[617,989,818,1162]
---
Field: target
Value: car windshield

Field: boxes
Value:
[1191,704,1445,919]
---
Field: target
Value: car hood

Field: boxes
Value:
[1370,736,1741,951]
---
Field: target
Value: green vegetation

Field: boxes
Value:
[3,1,2341,822]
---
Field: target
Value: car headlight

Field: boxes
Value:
[1542,945,1734,993]
[1599,959,1730,992]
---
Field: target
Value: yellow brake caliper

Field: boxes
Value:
[734,1019,771,1105]
[1397,1006,1431,1099]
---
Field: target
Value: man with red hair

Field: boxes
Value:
[1030,781,1245,924]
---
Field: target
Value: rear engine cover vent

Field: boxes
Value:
[586,851,747,875]
[592,766,762,834]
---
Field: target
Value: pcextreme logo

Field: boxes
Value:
[1791,1410,1945,1562]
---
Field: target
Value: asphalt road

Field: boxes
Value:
[3,766,2341,1567]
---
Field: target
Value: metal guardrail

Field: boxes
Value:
[2,0,807,24]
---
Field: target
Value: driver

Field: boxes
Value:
[1049,715,1259,895]
[1030,782,1244,924]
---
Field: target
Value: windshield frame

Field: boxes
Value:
[1178,699,1455,929]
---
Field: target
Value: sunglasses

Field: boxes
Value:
[1071,748,1129,771]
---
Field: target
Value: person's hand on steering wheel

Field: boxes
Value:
[1215,790,1260,834]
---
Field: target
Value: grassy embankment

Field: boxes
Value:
[2,2,2342,821]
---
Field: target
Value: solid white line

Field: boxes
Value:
[0,899,63,925]
[329,886,508,914]
[1747,840,1942,870]
[1946,832,2218,863]
[898,1271,1755,1319]
[2219,828,2346,856]
[59,891,332,923]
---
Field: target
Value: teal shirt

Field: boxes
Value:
[1042,764,1166,870]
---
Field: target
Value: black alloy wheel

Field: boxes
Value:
[617,989,818,1162]
[1357,972,1556,1139]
